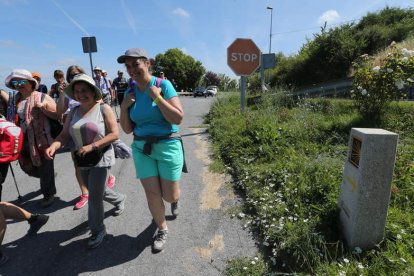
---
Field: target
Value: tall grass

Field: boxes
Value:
[207,94,414,275]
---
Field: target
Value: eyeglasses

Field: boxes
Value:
[11,80,27,86]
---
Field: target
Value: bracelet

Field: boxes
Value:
[153,95,162,104]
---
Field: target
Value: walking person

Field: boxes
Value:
[55,66,116,210]
[45,73,126,249]
[2,69,59,208]
[31,72,48,94]
[118,48,184,252]
[112,70,128,105]
[93,67,114,105]
[0,201,49,266]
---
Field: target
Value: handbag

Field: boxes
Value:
[18,150,40,178]
[73,145,110,167]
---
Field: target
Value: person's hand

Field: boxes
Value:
[121,93,135,111]
[58,83,67,94]
[77,144,93,156]
[34,101,46,110]
[148,86,162,100]
[44,147,56,160]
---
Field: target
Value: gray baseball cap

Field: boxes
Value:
[117,48,149,63]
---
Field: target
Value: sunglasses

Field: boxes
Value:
[11,80,27,87]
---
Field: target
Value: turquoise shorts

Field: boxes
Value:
[131,139,183,181]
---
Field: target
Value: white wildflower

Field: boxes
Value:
[352,247,362,254]
[357,263,364,269]
[343,258,350,263]
[238,212,245,218]
[243,267,248,270]
[387,68,394,73]
[402,57,409,63]
[395,79,405,89]
[397,234,402,239]
[372,66,380,72]
[361,89,367,96]
[251,260,256,265]
[254,257,259,261]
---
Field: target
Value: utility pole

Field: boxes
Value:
[267,6,273,53]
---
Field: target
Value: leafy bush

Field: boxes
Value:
[352,44,414,120]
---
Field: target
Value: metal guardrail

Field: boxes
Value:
[293,78,353,97]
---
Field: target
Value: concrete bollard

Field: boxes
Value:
[338,128,398,250]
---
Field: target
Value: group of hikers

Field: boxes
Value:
[0,47,185,267]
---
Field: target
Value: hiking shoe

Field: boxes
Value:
[171,202,179,217]
[107,174,116,189]
[0,253,9,267]
[153,229,168,252]
[113,195,126,216]
[74,194,89,210]
[40,195,55,208]
[27,214,49,236]
[88,228,106,249]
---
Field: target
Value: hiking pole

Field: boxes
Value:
[113,101,120,122]
[9,163,22,201]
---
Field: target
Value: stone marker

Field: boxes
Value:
[338,128,398,250]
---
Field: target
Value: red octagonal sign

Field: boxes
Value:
[227,38,261,76]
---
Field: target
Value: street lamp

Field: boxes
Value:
[267,6,273,54]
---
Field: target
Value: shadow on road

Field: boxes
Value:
[1,215,158,275]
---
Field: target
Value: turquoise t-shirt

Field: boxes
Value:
[124,76,179,136]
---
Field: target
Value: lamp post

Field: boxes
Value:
[267,6,273,53]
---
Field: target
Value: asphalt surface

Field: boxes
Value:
[1,96,257,276]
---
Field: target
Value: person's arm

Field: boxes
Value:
[44,109,72,159]
[36,94,62,121]
[120,90,135,134]
[147,86,184,125]
[56,94,69,117]
[76,104,119,156]
[0,89,9,103]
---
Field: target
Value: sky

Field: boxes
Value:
[0,0,413,89]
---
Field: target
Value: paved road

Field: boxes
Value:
[1,96,257,276]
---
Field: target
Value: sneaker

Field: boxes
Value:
[0,253,9,267]
[74,194,89,210]
[113,195,126,216]
[107,175,116,189]
[40,195,55,208]
[27,214,49,236]
[88,228,106,249]
[153,229,168,252]
[171,202,179,217]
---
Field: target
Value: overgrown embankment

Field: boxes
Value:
[207,94,414,275]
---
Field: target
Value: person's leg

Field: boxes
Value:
[0,164,9,201]
[160,180,180,204]
[39,157,56,207]
[141,177,167,230]
[81,167,107,235]
[72,152,89,210]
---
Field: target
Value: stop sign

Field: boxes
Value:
[227,38,261,76]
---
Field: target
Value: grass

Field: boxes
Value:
[206,93,414,275]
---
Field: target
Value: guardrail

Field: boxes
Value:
[293,78,353,97]
[177,92,193,96]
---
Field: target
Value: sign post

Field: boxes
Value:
[81,36,98,77]
[227,38,261,110]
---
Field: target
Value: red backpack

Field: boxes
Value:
[0,117,23,163]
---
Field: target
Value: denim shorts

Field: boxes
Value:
[131,139,183,181]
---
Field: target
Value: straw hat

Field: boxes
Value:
[64,73,102,101]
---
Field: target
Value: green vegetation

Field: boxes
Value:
[207,94,414,275]
[248,7,414,91]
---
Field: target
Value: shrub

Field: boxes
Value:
[352,43,414,120]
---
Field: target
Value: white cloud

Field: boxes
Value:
[318,10,340,25]
[173,8,190,18]
[180,47,188,54]
[0,40,24,49]
[120,0,136,34]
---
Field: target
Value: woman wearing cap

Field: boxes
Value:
[1,69,59,207]
[118,48,184,252]
[45,73,126,249]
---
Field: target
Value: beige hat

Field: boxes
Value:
[5,69,39,90]
[64,73,102,101]
[93,66,102,72]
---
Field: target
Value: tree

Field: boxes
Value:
[153,48,205,91]
[203,71,221,87]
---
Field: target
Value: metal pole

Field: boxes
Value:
[89,52,94,78]
[267,7,273,53]
[240,76,246,111]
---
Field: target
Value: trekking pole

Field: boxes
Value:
[9,163,22,201]
[113,100,120,122]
